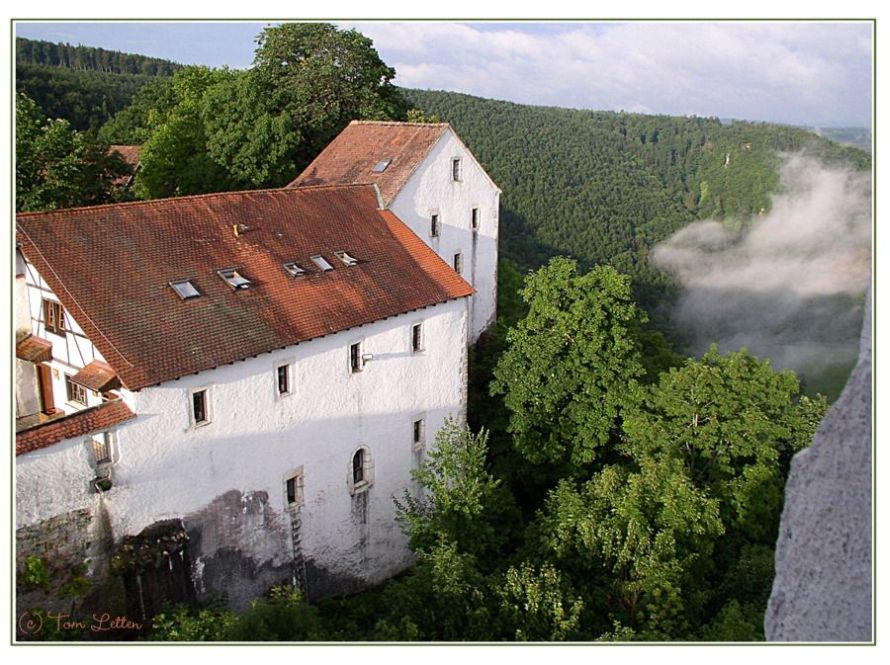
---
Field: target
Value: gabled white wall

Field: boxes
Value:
[390,129,500,343]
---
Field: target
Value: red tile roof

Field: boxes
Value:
[70,360,121,392]
[17,185,472,390]
[16,335,53,364]
[109,145,141,187]
[289,121,450,205]
[16,400,136,456]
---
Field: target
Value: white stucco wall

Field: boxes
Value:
[16,296,469,597]
[390,129,500,343]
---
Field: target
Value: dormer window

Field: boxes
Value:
[218,268,251,290]
[170,279,200,300]
[335,250,359,267]
[283,262,306,277]
[311,255,334,272]
[372,158,392,173]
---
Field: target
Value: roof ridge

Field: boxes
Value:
[349,120,450,128]
[15,183,377,218]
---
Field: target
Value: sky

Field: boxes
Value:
[14,20,873,129]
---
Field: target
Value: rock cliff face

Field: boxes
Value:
[766,290,872,642]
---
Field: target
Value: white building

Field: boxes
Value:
[14,181,480,618]
[291,121,501,343]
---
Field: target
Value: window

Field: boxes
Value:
[453,252,463,275]
[452,157,462,181]
[411,323,423,353]
[218,268,251,290]
[191,389,209,426]
[350,342,363,373]
[349,447,373,493]
[283,262,306,277]
[352,448,364,485]
[44,300,65,335]
[276,364,291,396]
[91,432,113,465]
[413,418,425,450]
[311,255,334,272]
[472,207,480,232]
[430,214,440,238]
[66,376,87,406]
[285,469,304,508]
[170,279,200,300]
[372,158,391,173]
[334,250,359,267]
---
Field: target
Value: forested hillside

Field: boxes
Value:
[405,89,869,312]
[15,37,180,131]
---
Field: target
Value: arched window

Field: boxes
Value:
[352,448,364,485]
[349,447,373,494]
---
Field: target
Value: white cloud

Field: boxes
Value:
[345,20,872,127]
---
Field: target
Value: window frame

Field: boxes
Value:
[452,157,462,182]
[66,375,88,406]
[471,207,480,232]
[189,387,211,428]
[284,467,305,510]
[453,252,463,275]
[43,299,66,336]
[411,322,424,353]
[412,417,425,451]
[430,213,440,238]
[349,446,373,494]
[276,363,292,397]
[170,279,201,300]
[90,431,114,466]
[349,341,364,374]
[217,268,251,290]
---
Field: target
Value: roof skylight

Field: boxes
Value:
[311,255,334,272]
[218,268,251,290]
[283,262,306,277]
[170,279,200,300]
[335,250,359,267]
[372,158,392,173]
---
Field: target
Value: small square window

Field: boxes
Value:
[335,250,359,267]
[283,262,306,277]
[311,255,334,272]
[472,207,480,231]
[372,158,392,173]
[452,158,462,181]
[413,418,425,450]
[66,376,87,406]
[453,252,463,275]
[285,471,304,508]
[44,300,65,335]
[411,323,423,353]
[192,389,209,426]
[431,214,440,238]
[350,342,363,373]
[218,268,251,290]
[276,364,291,395]
[170,279,200,299]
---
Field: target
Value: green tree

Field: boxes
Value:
[395,418,503,559]
[491,258,647,471]
[134,67,234,198]
[496,561,584,640]
[16,93,131,212]
[535,457,724,637]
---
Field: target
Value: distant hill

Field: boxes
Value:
[812,127,872,153]
[15,37,181,131]
[404,89,870,312]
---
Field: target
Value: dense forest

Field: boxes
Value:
[16,38,180,131]
[15,26,870,643]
